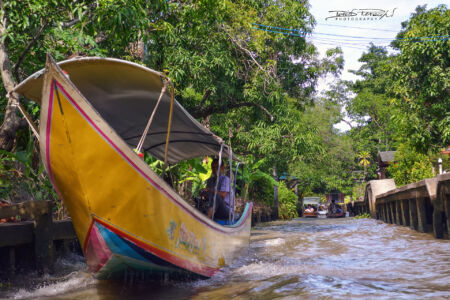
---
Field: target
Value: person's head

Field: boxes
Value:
[211,158,225,176]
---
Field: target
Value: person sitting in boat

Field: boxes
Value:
[200,158,233,220]
[305,204,314,213]
[336,205,343,214]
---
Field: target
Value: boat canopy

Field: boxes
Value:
[303,197,321,205]
[14,57,231,164]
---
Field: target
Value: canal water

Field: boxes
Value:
[3,217,450,299]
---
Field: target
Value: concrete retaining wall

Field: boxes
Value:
[365,179,396,218]
[373,173,450,239]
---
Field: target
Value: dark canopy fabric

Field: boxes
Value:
[15,57,230,164]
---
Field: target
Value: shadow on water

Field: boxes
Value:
[3,217,450,299]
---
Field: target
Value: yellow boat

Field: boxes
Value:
[14,55,252,279]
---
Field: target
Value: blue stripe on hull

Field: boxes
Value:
[95,222,192,274]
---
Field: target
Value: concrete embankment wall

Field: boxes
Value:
[251,206,273,226]
[347,201,369,216]
[347,179,397,217]
[366,173,450,239]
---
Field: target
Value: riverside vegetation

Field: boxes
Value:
[0,1,448,219]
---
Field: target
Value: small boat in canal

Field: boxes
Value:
[318,205,327,217]
[14,55,252,279]
[326,202,346,218]
[302,197,320,218]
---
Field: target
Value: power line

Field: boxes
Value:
[316,23,399,33]
[250,24,380,49]
[253,24,450,42]
[252,26,304,37]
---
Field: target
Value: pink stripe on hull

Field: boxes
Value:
[44,82,64,200]
[84,223,112,272]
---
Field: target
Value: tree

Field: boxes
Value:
[0,0,345,216]
[0,0,152,150]
[341,5,449,188]
[358,151,370,182]
[288,96,357,197]
[386,143,433,186]
[347,45,399,150]
[390,5,450,153]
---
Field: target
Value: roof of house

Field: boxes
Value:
[378,151,396,163]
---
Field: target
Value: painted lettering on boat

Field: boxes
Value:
[166,220,177,240]
[175,222,205,254]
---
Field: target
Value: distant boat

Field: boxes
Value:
[326,203,346,218]
[15,55,252,279]
[302,197,320,218]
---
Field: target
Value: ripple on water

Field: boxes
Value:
[194,217,450,299]
[3,218,449,299]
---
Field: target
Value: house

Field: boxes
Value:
[325,193,345,203]
[377,151,396,179]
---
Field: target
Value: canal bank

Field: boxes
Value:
[0,201,80,280]
[1,217,449,299]
[363,173,450,239]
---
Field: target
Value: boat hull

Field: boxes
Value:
[38,57,252,278]
[326,212,345,218]
[303,212,319,218]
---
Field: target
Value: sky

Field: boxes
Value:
[308,0,446,131]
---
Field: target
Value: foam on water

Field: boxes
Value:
[263,237,286,247]
[12,271,95,300]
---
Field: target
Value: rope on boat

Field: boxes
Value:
[162,82,175,179]
[228,148,233,224]
[233,161,242,223]
[212,143,224,221]
[135,80,168,154]
[17,101,40,142]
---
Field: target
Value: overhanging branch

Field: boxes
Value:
[222,27,273,79]
[13,21,48,80]
[192,101,274,122]
[196,89,211,110]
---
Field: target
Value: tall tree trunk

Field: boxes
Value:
[0,2,21,151]
[201,115,210,129]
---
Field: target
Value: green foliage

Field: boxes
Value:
[145,155,210,198]
[386,144,434,186]
[352,183,366,202]
[390,5,450,153]
[344,45,399,183]
[354,212,371,219]
[289,96,357,196]
[343,5,449,191]
[1,0,345,209]
[0,136,57,201]
[248,176,274,206]
[278,181,298,219]
[358,151,370,167]
[242,158,278,206]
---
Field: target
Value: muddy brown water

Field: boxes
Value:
[2,217,450,299]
